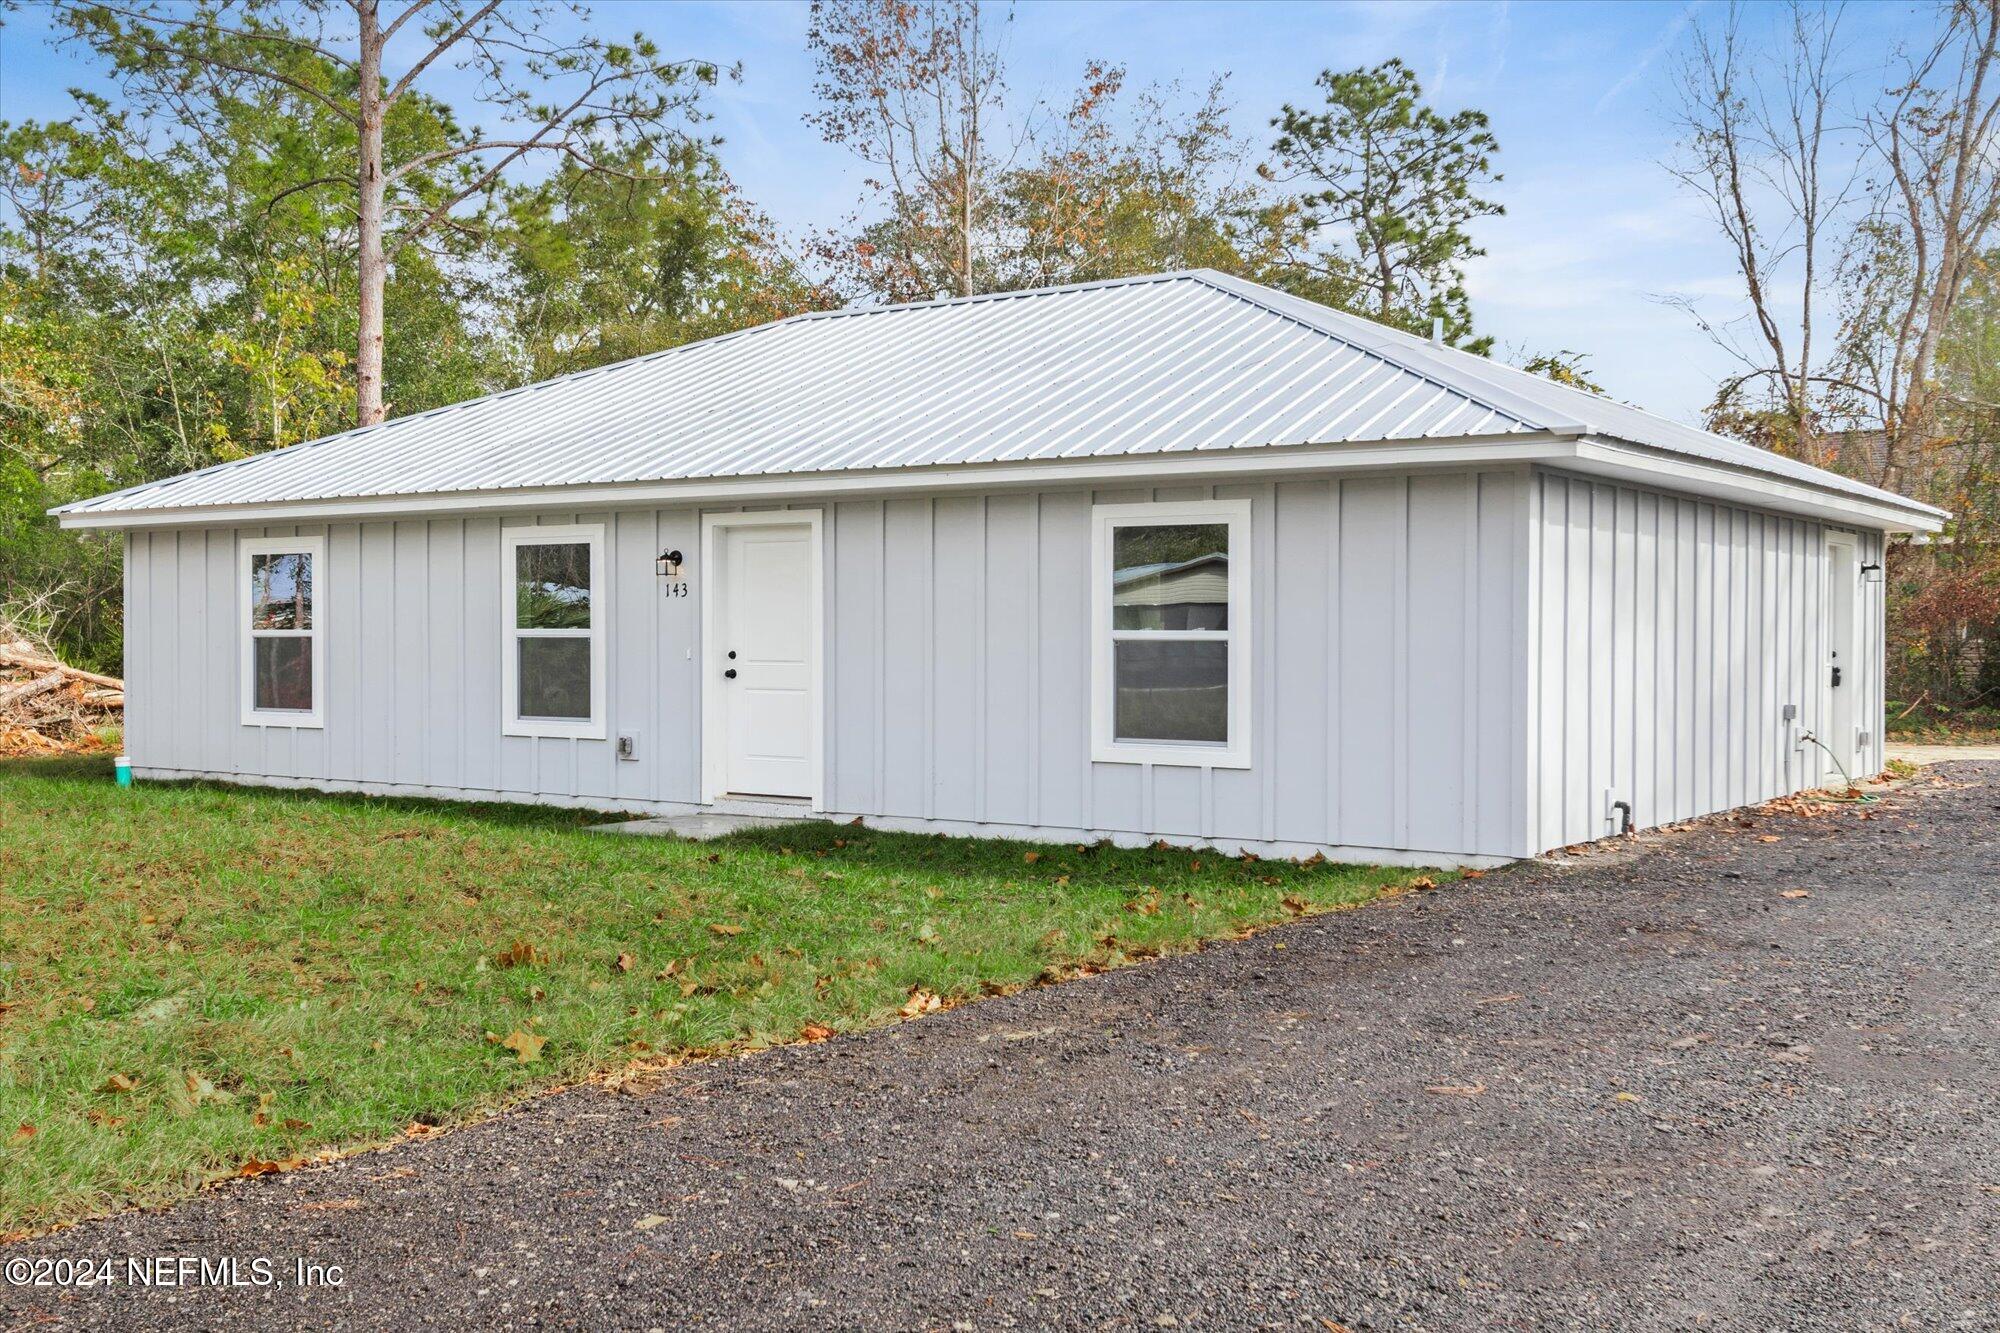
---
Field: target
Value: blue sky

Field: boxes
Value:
[0,0,1937,426]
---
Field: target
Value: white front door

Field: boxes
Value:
[1824,533,1859,779]
[714,521,816,799]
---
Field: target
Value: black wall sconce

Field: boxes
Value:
[655,549,683,578]
[1860,561,1883,582]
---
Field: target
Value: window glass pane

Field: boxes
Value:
[515,542,591,629]
[1114,639,1227,743]
[1112,523,1228,630]
[250,552,312,630]
[253,636,313,711]
[518,636,591,720]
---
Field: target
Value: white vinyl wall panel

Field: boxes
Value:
[125,511,707,808]
[821,472,1531,859]
[124,471,1535,862]
[1527,470,1885,850]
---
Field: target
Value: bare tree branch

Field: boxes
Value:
[385,0,504,105]
[261,174,351,215]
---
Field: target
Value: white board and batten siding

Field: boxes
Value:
[92,272,1936,867]
[122,471,1532,864]
[1527,470,1886,852]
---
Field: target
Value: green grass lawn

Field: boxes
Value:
[0,757,1429,1233]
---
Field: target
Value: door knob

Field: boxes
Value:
[723,668,737,679]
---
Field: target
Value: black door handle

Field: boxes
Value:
[723,668,737,679]
[1830,665,1842,687]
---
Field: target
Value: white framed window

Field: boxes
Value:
[240,535,326,728]
[501,524,606,739]
[1090,498,1251,768]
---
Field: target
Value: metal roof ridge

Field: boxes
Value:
[1186,270,1946,518]
[779,269,1205,324]
[1180,270,1585,437]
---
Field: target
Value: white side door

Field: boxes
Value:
[1824,532,1859,779]
[716,522,816,798]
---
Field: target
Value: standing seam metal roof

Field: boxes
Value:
[57,269,1941,519]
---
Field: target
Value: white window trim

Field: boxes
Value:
[501,523,607,740]
[1090,498,1252,768]
[239,534,326,729]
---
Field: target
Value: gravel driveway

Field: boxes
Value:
[6,764,1997,1332]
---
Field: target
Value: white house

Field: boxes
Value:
[54,271,1947,866]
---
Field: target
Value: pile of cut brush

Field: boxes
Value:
[0,625,123,757]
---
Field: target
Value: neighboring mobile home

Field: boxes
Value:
[55,271,1947,866]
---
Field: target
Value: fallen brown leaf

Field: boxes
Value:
[1425,1083,1486,1097]
[1023,851,1041,864]
[9,1124,34,1145]
[614,952,635,973]
[501,1029,548,1063]
[900,988,942,1017]
[708,922,744,937]
[495,940,542,968]
[1781,889,1811,900]
[99,1073,139,1094]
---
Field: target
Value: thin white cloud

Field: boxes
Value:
[1486,1,1510,88]
[1593,2,1699,115]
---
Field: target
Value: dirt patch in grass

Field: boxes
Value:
[0,756,1430,1232]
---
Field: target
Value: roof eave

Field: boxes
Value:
[53,429,1943,533]
[1568,436,1949,534]
[55,431,1567,530]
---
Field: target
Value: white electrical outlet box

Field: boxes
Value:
[616,733,639,761]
